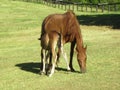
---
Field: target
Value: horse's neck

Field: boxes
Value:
[76,34,84,52]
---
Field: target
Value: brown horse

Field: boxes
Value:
[39,31,70,77]
[40,10,87,74]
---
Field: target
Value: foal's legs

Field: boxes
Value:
[40,49,46,74]
[40,48,50,74]
[48,35,58,77]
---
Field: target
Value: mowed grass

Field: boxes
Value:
[0,0,120,90]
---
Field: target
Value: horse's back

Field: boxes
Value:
[42,14,65,34]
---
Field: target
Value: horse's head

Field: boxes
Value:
[76,45,87,73]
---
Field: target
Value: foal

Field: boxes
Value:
[39,31,70,77]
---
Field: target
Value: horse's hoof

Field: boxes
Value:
[46,70,50,75]
[71,68,75,72]
[39,71,45,75]
[67,67,71,71]
[80,69,86,73]
[48,74,53,77]
[67,69,71,72]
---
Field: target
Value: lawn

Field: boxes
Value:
[0,0,120,90]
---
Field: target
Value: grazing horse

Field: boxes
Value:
[39,31,70,77]
[40,10,87,74]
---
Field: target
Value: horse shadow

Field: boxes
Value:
[15,62,41,74]
[15,62,79,74]
[77,14,120,29]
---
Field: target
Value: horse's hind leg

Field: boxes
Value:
[48,36,58,77]
[40,49,43,70]
[45,51,51,75]
[40,49,46,74]
[48,54,57,77]
[48,46,57,77]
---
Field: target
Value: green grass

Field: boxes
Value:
[0,0,120,90]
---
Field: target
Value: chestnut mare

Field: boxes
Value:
[40,10,87,76]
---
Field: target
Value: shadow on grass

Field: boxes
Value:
[16,62,41,74]
[15,62,80,74]
[77,14,120,29]
[12,0,120,29]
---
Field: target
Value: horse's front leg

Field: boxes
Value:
[56,48,61,67]
[61,43,70,71]
[69,41,76,72]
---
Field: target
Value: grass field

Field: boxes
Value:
[0,0,120,90]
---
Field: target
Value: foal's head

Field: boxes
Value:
[76,45,87,73]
